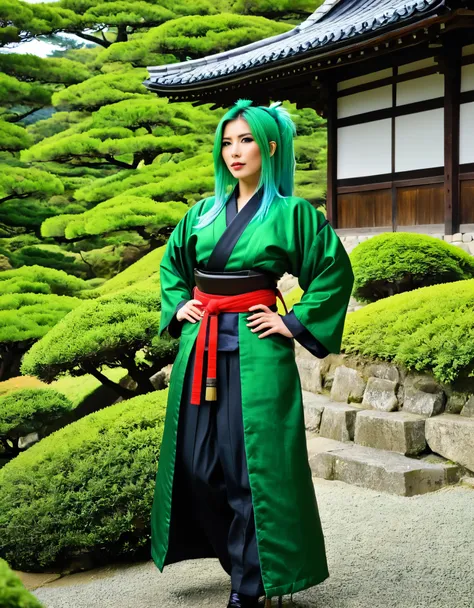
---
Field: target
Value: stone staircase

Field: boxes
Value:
[303,392,462,497]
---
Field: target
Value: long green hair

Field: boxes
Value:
[194,99,297,229]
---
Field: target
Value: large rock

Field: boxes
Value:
[306,437,460,496]
[330,365,366,404]
[446,391,468,414]
[296,357,323,394]
[362,377,398,411]
[426,414,474,472]
[354,410,426,455]
[319,402,361,442]
[302,391,328,432]
[366,362,400,383]
[403,374,446,417]
[460,396,474,418]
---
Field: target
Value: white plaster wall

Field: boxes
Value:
[462,44,474,57]
[338,85,392,118]
[397,73,444,105]
[398,57,436,75]
[395,109,444,172]
[461,64,474,93]
[338,119,391,179]
[460,102,474,165]
[337,68,392,91]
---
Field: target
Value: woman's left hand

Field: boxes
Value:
[247,304,294,339]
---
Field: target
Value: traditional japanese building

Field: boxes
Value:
[145,0,474,236]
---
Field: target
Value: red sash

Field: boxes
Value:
[190,286,288,405]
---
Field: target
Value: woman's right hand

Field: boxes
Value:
[176,299,204,323]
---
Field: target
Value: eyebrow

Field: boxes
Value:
[222,133,252,140]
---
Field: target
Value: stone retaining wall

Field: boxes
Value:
[338,232,474,255]
[295,344,474,473]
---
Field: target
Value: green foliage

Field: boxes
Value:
[0,293,80,345]
[350,233,474,302]
[0,265,88,296]
[0,390,167,571]
[0,558,43,608]
[24,98,218,170]
[0,122,32,153]
[20,287,162,381]
[230,0,319,19]
[51,366,127,407]
[27,111,86,143]
[343,279,474,384]
[5,248,90,279]
[0,165,63,202]
[69,198,187,239]
[74,152,214,204]
[0,388,74,441]
[0,53,92,84]
[52,69,148,111]
[92,244,165,296]
[0,73,51,110]
[98,13,291,66]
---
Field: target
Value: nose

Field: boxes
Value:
[229,142,241,157]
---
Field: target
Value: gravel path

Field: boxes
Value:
[31,478,474,608]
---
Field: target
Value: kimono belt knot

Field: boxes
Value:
[190,285,288,405]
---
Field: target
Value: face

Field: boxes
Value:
[221,117,263,182]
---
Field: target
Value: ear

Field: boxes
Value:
[269,141,277,157]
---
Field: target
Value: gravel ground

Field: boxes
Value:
[32,478,474,608]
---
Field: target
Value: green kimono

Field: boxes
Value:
[152,192,354,597]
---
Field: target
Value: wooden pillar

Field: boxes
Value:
[326,80,338,227]
[391,67,398,232]
[444,39,461,235]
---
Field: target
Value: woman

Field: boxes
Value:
[151,99,354,608]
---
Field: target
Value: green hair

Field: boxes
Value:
[194,99,297,229]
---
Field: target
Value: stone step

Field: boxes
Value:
[354,409,427,456]
[303,391,364,441]
[306,435,461,497]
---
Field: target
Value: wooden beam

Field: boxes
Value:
[444,38,461,235]
[326,80,338,228]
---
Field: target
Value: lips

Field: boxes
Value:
[231,163,245,168]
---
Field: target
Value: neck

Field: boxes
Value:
[237,177,260,202]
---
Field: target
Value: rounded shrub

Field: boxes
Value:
[0,559,43,607]
[0,388,74,455]
[343,279,474,384]
[350,233,474,302]
[0,390,167,572]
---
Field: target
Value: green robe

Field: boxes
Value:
[151,193,354,597]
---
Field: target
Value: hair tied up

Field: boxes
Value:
[233,99,254,111]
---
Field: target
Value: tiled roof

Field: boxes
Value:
[145,0,446,90]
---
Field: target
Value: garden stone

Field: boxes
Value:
[302,391,327,432]
[462,233,473,242]
[330,365,366,403]
[296,357,323,393]
[319,402,360,442]
[354,410,426,455]
[453,242,470,253]
[403,374,445,417]
[452,232,462,241]
[446,391,468,414]
[366,362,400,383]
[362,377,398,411]
[426,414,474,472]
[460,396,474,418]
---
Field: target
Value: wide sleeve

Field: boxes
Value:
[158,201,203,338]
[285,199,354,354]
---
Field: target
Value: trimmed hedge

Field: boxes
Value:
[0,390,167,571]
[343,279,474,383]
[0,388,74,450]
[0,559,43,608]
[350,233,474,302]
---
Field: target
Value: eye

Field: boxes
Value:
[221,141,229,147]
[242,137,253,143]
